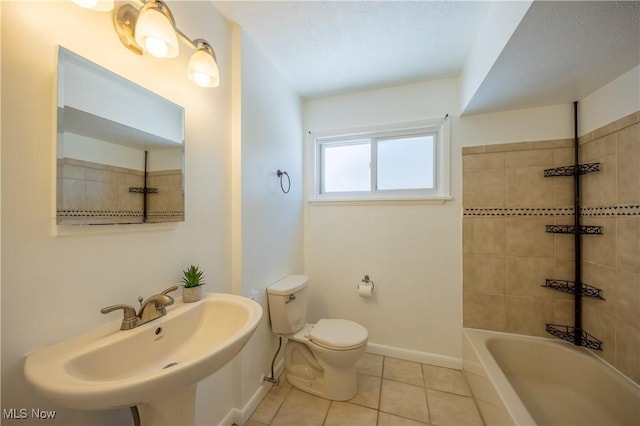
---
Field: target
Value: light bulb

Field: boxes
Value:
[134,4,179,58]
[72,0,113,11]
[145,37,169,58]
[188,47,219,88]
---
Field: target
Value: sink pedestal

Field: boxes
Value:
[136,384,197,426]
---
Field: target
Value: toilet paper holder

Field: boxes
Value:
[360,275,375,292]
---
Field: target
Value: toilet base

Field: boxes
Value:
[285,349,359,401]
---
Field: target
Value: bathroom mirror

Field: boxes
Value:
[56,47,185,225]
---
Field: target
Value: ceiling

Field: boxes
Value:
[213,1,640,114]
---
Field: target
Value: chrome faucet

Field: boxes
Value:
[101,286,179,330]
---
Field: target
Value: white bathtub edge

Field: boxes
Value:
[463,328,537,426]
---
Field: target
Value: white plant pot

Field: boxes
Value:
[182,286,202,303]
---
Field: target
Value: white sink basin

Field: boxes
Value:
[25,293,262,423]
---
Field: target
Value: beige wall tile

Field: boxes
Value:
[463,169,506,208]
[462,146,486,155]
[615,320,640,383]
[463,152,505,170]
[582,217,616,267]
[463,254,506,295]
[506,149,554,168]
[554,259,575,284]
[581,134,617,162]
[485,141,532,153]
[506,256,554,298]
[554,299,574,324]
[506,168,555,207]
[462,117,640,373]
[617,217,640,274]
[463,218,506,255]
[506,218,554,257]
[61,178,85,210]
[616,270,640,328]
[582,304,616,365]
[463,291,505,331]
[553,217,576,261]
[582,157,617,208]
[582,261,616,315]
[506,296,554,337]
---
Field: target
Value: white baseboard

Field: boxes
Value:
[218,359,285,426]
[366,342,462,370]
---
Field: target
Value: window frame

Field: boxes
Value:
[312,118,451,203]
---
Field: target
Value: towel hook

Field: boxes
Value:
[277,170,290,194]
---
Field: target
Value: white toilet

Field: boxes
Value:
[266,275,368,401]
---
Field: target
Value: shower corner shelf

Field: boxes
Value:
[129,186,158,194]
[546,324,603,351]
[541,279,605,300]
[545,225,602,235]
[543,162,600,177]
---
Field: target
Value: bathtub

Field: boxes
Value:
[463,328,640,426]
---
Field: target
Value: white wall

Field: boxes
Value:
[579,65,640,135]
[1,2,234,425]
[303,79,465,366]
[233,28,304,416]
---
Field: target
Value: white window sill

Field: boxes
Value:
[308,195,453,206]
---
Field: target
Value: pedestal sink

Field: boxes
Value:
[24,293,262,426]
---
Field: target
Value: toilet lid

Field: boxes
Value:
[308,319,368,349]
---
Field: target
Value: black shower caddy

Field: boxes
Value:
[542,101,603,351]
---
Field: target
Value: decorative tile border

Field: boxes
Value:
[463,207,574,217]
[57,210,144,218]
[463,204,640,217]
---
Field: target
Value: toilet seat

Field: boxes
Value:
[307,319,368,350]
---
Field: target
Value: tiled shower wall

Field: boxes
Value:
[462,112,639,384]
[57,158,184,224]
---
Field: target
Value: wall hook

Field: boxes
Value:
[277,170,290,194]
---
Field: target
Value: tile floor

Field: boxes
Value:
[244,353,484,426]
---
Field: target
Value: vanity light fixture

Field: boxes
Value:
[188,39,220,88]
[133,0,179,58]
[101,0,219,87]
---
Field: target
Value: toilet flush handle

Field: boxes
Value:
[285,294,296,304]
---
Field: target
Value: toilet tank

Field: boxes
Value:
[266,275,309,335]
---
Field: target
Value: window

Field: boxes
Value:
[313,118,450,201]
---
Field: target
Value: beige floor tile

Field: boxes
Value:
[377,412,431,426]
[380,379,430,424]
[422,365,472,396]
[349,373,381,409]
[427,389,483,426]
[270,388,330,426]
[249,377,293,424]
[357,352,384,377]
[324,401,378,426]
[383,357,424,386]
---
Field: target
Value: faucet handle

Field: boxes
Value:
[100,304,139,330]
[161,285,179,296]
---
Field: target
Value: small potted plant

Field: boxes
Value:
[181,265,205,303]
